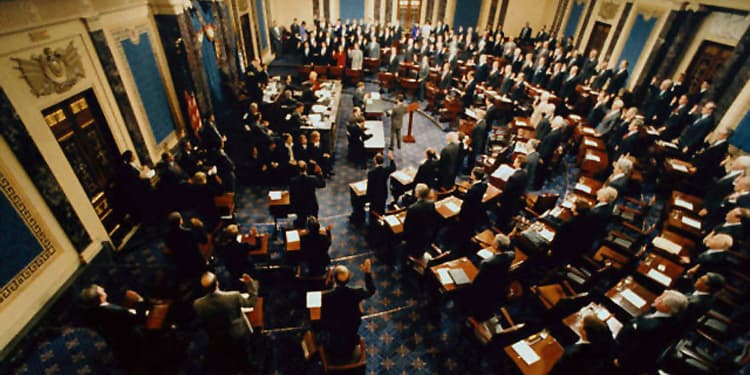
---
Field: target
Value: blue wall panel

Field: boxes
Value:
[730,110,750,153]
[121,33,176,143]
[340,0,365,22]
[256,0,268,50]
[0,191,44,287]
[563,1,585,39]
[453,0,482,29]
[619,14,656,85]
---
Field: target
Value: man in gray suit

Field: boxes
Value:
[367,38,380,59]
[348,42,364,70]
[388,94,408,149]
[194,271,259,373]
[418,55,430,101]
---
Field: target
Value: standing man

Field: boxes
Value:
[289,160,326,227]
[388,94,408,150]
[438,132,461,189]
[270,20,283,57]
[367,151,397,217]
[418,55,430,101]
[193,271,260,374]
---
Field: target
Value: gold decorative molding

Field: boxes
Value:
[0,171,58,305]
[598,0,621,21]
[11,41,85,98]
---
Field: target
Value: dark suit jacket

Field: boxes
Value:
[538,127,562,162]
[498,169,528,218]
[559,73,580,100]
[595,110,621,138]
[693,140,728,181]
[194,282,259,344]
[679,114,716,153]
[438,72,452,90]
[605,174,629,196]
[403,199,440,255]
[367,160,397,214]
[414,158,439,189]
[289,174,325,216]
[586,103,608,129]
[321,273,376,345]
[439,143,460,188]
[81,303,143,348]
[549,342,614,375]
[459,181,488,230]
[165,225,207,278]
[661,104,691,140]
[607,69,628,94]
[616,314,681,370]
[468,251,515,319]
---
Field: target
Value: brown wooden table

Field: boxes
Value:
[241,233,270,259]
[664,158,697,177]
[429,257,478,294]
[605,276,658,318]
[667,191,704,214]
[244,297,264,332]
[562,302,623,339]
[349,179,368,197]
[666,209,704,239]
[383,210,407,235]
[652,229,696,262]
[636,252,685,288]
[503,330,565,375]
[580,148,609,177]
[435,195,463,219]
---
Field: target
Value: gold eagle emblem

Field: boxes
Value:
[12,41,85,97]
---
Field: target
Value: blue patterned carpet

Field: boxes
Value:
[8,69,750,375]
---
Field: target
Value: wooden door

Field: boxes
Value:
[42,90,130,246]
[685,40,733,95]
[585,22,611,56]
[398,0,422,29]
[241,13,256,62]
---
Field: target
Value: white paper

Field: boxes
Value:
[477,249,494,259]
[652,236,682,255]
[308,114,322,123]
[606,317,623,337]
[445,201,460,213]
[384,215,400,227]
[370,92,381,100]
[575,183,592,194]
[312,104,327,113]
[492,164,515,181]
[437,268,453,285]
[620,288,647,309]
[583,127,596,134]
[595,307,610,321]
[584,153,601,162]
[511,341,541,365]
[306,291,322,308]
[515,120,528,127]
[647,269,672,286]
[671,162,689,173]
[353,180,367,192]
[269,191,282,200]
[143,169,156,179]
[286,230,300,243]
[674,197,694,211]
[681,216,702,230]
[584,139,597,147]
[539,228,555,242]
[391,170,411,183]
[236,234,243,243]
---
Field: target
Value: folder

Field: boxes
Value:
[306,291,322,308]
[652,236,682,255]
[620,288,647,309]
[448,268,471,285]
[674,197,694,210]
[511,340,540,365]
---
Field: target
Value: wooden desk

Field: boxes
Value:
[435,195,463,219]
[382,210,407,235]
[390,167,417,199]
[562,302,623,339]
[636,252,685,288]
[286,229,302,251]
[477,246,528,270]
[572,176,602,197]
[605,276,658,318]
[364,97,389,119]
[268,190,290,207]
[658,229,697,256]
[666,209,704,239]
[592,245,631,269]
[489,164,517,190]
[483,184,502,203]
[349,179,368,197]
[244,297,264,332]
[581,135,605,150]
[364,120,385,153]
[429,257,478,294]
[580,148,609,177]
[306,291,322,321]
[473,229,496,247]
[144,302,171,330]
[241,233,270,258]
[667,191,704,214]
[503,330,564,375]
[664,158,696,177]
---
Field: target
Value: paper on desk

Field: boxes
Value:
[512,341,541,365]
[493,164,515,181]
[539,228,555,242]
[286,230,300,243]
[575,183,592,194]
[652,236,682,255]
[620,288,647,309]
[269,191,282,200]
[671,162,689,173]
[142,169,156,179]
[584,139,597,147]
[353,180,367,192]
[308,114,322,123]
[647,269,672,286]
[515,120,528,126]
[583,127,596,134]
[584,153,601,162]
[370,92,381,100]
[384,215,400,227]
[595,306,610,321]
[391,170,411,183]
[477,249,494,259]
[236,234,243,243]
[437,268,453,285]
[606,317,623,337]
[312,104,327,113]
[306,291,322,308]
[561,200,574,209]
[674,197,694,210]
[681,216,702,230]
[445,201,460,213]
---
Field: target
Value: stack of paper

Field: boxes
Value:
[353,180,367,192]
[384,215,401,227]
[449,268,471,285]
[647,269,672,286]
[445,201,460,213]
[671,162,689,173]
[286,230,300,243]
[437,268,453,285]
[583,127,596,134]
[306,291,322,308]
[681,216,702,230]
[370,92,381,100]
[269,191,282,200]
[511,341,541,365]
[584,153,601,162]
[674,197,694,210]
[311,104,327,113]
[606,317,623,337]
[620,289,647,309]
[477,249,494,259]
[575,183,592,194]
[539,228,555,242]
[492,165,515,181]
[391,170,411,183]
[652,236,682,255]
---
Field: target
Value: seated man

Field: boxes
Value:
[193,272,259,374]
[321,259,376,360]
[684,233,733,278]
[550,315,615,375]
[683,272,726,325]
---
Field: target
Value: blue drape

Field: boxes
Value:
[340,0,365,22]
[619,14,656,86]
[564,1,585,39]
[255,0,268,50]
[191,7,225,111]
[453,0,482,29]
[730,110,750,153]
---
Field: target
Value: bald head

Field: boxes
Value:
[201,272,219,291]
[334,265,351,285]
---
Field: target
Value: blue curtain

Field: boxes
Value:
[255,0,268,50]
[619,14,656,85]
[191,8,225,111]
[121,33,177,142]
[453,0,482,29]
[340,0,365,22]
[730,110,750,153]
[564,1,585,39]
[0,190,44,287]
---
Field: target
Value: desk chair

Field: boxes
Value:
[378,72,395,92]
[328,66,343,80]
[319,338,367,374]
[467,307,525,345]
[530,279,588,315]
[344,69,362,86]
[661,333,750,375]
[214,192,236,222]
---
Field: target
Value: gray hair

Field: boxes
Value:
[415,183,430,199]
[493,233,511,250]
[597,186,618,203]
[660,290,688,316]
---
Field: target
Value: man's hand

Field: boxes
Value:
[387,150,394,159]
[240,273,255,284]
[359,258,372,273]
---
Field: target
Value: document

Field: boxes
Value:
[674,197,694,211]
[306,291,322,308]
[286,230,300,243]
[647,269,672,286]
[620,288,647,309]
[352,180,367,192]
[575,183,591,194]
[384,215,400,227]
[370,92,381,100]
[477,249,494,260]
[444,201,460,214]
[308,114,321,123]
[583,127,596,134]
[269,191,282,200]
[492,164,515,181]
[606,317,623,337]
[538,228,555,242]
[511,341,540,365]
[584,139,597,147]
[652,236,682,255]
[311,104,327,113]
[437,268,453,285]
[681,216,702,230]
[584,153,601,162]
[391,170,411,183]
[671,162,689,173]
[448,268,471,285]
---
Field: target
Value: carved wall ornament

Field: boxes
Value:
[12,41,85,97]
[598,0,621,21]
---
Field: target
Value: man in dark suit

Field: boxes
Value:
[604,157,633,196]
[438,62,453,90]
[590,60,612,91]
[525,139,542,190]
[538,116,566,164]
[686,233,733,278]
[352,82,366,109]
[683,272,725,325]
[347,107,370,169]
[558,65,581,102]
[321,259,376,360]
[438,132,461,189]
[589,186,617,236]
[461,71,477,109]
[580,49,599,83]
[386,47,400,73]
[156,151,188,210]
[289,161,326,227]
[679,101,717,155]
[496,155,529,230]
[606,60,628,95]
[689,80,711,107]
[692,127,731,182]
[550,315,615,375]
[316,42,332,65]
[366,151,397,216]
[165,212,208,280]
[658,94,691,141]
[414,148,440,189]
[616,290,688,373]
[549,199,594,265]
[194,271,259,374]
[518,22,533,44]
[645,78,674,124]
[458,167,489,246]
[403,183,440,258]
[466,235,515,320]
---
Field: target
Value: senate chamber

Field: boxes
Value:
[0,0,750,374]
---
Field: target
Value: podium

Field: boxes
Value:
[403,102,420,143]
